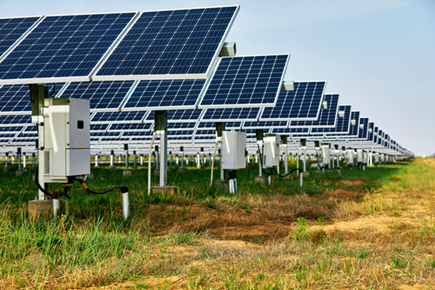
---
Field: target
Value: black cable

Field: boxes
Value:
[34,165,52,198]
[271,166,302,177]
[257,143,302,178]
[77,179,128,194]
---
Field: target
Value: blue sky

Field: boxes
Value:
[2,0,434,156]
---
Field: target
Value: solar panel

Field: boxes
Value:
[108,123,152,131]
[367,123,374,141]
[167,122,196,130]
[195,129,215,136]
[0,133,16,139]
[199,54,289,108]
[260,81,326,121]
[91,132,120,138]
[0,126,23,133]
[197,121,241,130]
[373,126,378,143]
[201,107,260,122]
[312,105,351,135]
[90,124,109,132]
[122,131,152,137]
[271,128,310,134]
[0,16,42,60]
[94,6,239,80]
[0,114,31,126]
[122,79,206,110]
[90,111,147,124]
[346,111,360,137]
[0,12,137,84]
[243,121,288,129]
[0,83,65,113]
[357,117,369,139]
[289,94,339,128]
[58,81,135,111]
[145,109,203,123]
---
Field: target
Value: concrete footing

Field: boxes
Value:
[86,173,94,180]
[133,166,137,171]
[255,175,268,184]
[28,200,52,218]
[153,186,178,195]
[110,166,116,172]
[16,170,23,176]
[200,165,206,171]
[302,171,310,177]
[153,169,160,176]
[315,170,322,173]
[3,167,9,172]
[178,168,187,173]
[123,170,131,177]
[215,180,229,190]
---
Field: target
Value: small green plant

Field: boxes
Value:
[256,273,265,280]
[391,256,407,269]
[292,217,311,242]
[356,249,369,259]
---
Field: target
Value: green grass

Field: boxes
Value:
[0,158,434,289]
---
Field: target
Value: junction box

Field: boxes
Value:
[263,134,280,168]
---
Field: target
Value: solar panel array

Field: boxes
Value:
[0,16,41,59]
[289,94,339,128]
[94,6,239,80]
[59,81,134,111]
[0,13,136,83]
[0,7,411,156]
[312,105,351,134]
[123,79,206,110]
[199,54,289,108]
[201,107,260,122]
[260,81,326,121]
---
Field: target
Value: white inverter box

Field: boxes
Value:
[43,98,90,182]
[221,131,246,170]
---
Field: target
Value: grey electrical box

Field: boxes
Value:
[43,98,90,182]
[219,42,237,57]
[264,135,280,168]
[321,144,330,165]
[221,131,246,170]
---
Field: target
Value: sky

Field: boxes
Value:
[1,0,434,156]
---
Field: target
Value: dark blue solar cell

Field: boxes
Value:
[271,128,309,134]
[109,123,151,131]
[312,105,351,134]
[167,122,195,130]
[0,16,41,59]
[0,83,65,113]
[0,13,135,82]
[367,122,374,141]
[199,54,289,108]
[358,118,369,139]
[261,81,326,121]
[0,114,31,126]
[348,111,360,136]
[202,108,260,121]
[164,109,202,122]
[95,6,238,78]
[60,81,134,110]
[123,79,206,110]
[0,125,22,133]
[243,121,288,129]
[91,111,146,123]
[289,94,339,128]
